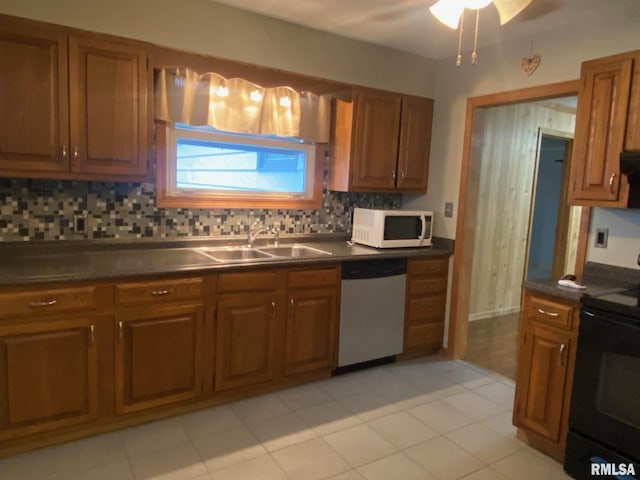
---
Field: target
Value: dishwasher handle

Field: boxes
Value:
[341,258,407,280]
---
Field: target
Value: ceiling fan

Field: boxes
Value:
[429,0,534,29]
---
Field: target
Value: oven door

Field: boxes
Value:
[569,307,640,461]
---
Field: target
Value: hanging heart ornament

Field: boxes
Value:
[521,54,541,76]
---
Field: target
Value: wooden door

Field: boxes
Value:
[397,96,433,192]
[0,317,98,440]
[284,288,337,376]
[350,90,402,190]
[0,23,69,174]
[514,322,571,443]
[215,293,280,392]
[115,305,203,414]
[570,55,633,204]
[68,36,147,177]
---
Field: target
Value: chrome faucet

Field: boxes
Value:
[247,221,279,247]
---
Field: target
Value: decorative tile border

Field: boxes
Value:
[0,178,400,242]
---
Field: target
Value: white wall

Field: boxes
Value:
[0,0,436,98]
[404,10,640,251]
[587,209,640,269]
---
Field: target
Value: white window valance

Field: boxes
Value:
[154,68,331,143]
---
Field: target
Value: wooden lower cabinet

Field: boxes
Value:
[0,317,100,441]
[115,304,204,414]
[513,290,578,461]
[215,292,282,392]
[403,256,449,355]
[284,287,338,377]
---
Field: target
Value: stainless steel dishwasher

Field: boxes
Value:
[338,258,407,370]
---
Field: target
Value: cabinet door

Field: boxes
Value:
[115,305,203,414]
[68,36,147,177]
[570,56,633,204]
[351,90,402,190]
[514,322,571,443]
[0,318,98,440]
[0,23,69,174]
[397,96,433,192]
[284,288,337,376]
[215,293,280,392]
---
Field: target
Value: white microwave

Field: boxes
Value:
[351,208,433,248]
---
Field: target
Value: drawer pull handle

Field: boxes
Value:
[151,289,172,296]
[29,300,57,308]
[89,324,95,346]
[537,308,559,318]
[118,321,124,341]
[271,301,276,318]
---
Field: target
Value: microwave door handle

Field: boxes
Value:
[418,214,427,246]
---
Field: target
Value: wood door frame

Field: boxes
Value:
[446,80,591,359]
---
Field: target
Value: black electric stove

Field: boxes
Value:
[564,285,640,479]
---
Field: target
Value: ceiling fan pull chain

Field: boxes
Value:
[471,8,480,65]
[456,9,465,67]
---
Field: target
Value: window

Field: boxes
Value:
[157,124,323,209]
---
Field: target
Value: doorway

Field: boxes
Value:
[525,131,575,282]
[454,88,588,379]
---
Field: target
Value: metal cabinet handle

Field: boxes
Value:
[73,146,79,159]
[61,145,67,158]
[537,308,559,318]
[392,170,397,182]
[151,289,172,296]
[559,343,566,366]
[89,324,95,346]
[271,301,276,318]
[609,173,617,193]
[29,300,57,308]
[400,170,406,181]
[118,321,124,341]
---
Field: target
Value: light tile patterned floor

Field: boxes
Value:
[0,357,572,480]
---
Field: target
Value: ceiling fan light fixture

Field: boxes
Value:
[429,0,466,29]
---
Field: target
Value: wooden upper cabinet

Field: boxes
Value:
[69,36,147,177]
[397,96,433,191]
[329,88,433,193]
[0,22,69,174]
[0,15,149,181]
[569,50,640,206]
[350,90,402,190]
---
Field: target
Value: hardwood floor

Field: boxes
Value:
[464,312,520,380]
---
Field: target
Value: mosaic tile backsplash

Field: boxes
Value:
[0,177,400,242]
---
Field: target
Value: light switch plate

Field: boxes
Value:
[444,202,453,218]
[595,228,608,248]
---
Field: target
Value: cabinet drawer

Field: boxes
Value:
[408,276,447,295]
[289,267,339,289]
[408,257,448,276]
[528,296,573,329]
[405,323,444,349]
[407,295,446,323]
[218,270,281,293]
[116,277,204,306]
[0,286,99,317]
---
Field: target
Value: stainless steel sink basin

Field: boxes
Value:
[257,245,332,258]
[196,244,332,262]
[197,246,275,262]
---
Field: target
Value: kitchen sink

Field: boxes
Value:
[257,245,332,258]
[196,244,332,262]
[197,246,275,262]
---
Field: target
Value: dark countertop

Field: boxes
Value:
[0,235,453,286]
[523,262,640,302]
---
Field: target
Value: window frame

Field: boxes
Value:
[156,122,324,209]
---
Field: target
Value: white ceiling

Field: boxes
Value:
[210,0,639,59]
